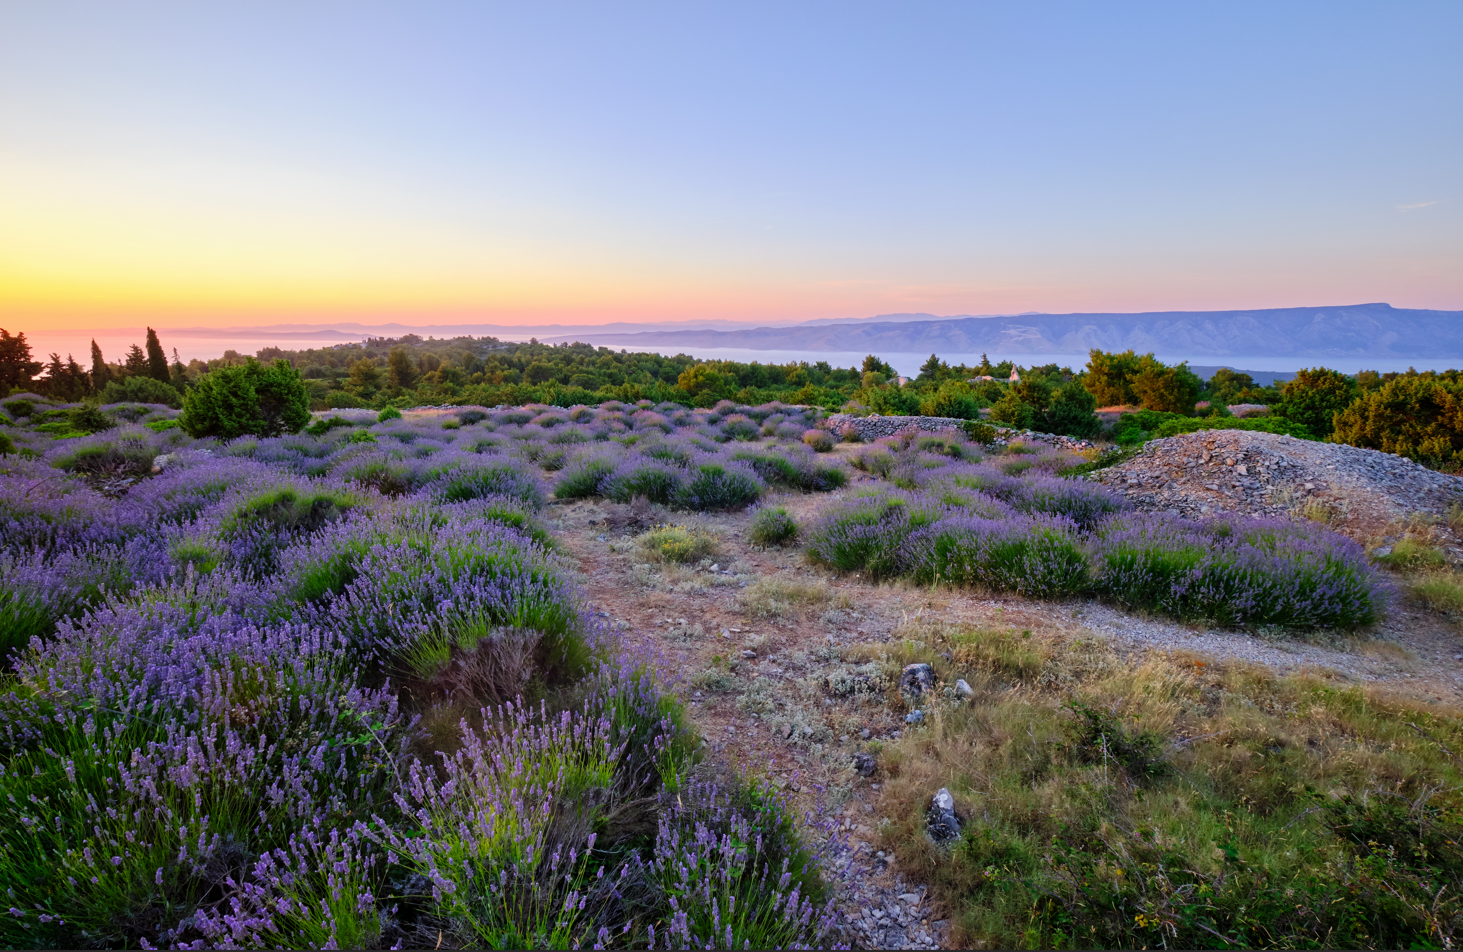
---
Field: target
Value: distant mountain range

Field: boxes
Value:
[541,303,1463,359]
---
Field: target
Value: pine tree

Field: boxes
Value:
[0,328,42,392]
[124,344,149,377]
[145,327,170,382]
[90,339,112,390]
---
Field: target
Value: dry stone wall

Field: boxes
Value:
[824,414,1097,451]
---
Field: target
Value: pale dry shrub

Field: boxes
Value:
[739,577,851,618]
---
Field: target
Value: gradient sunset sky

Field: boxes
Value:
[2,1,1459,331]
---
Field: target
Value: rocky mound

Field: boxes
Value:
[1088,429,1463,534]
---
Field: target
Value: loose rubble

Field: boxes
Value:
[825,413,1097,450]
[1088,429,1463,533]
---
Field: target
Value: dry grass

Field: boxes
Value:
[868,620,1463,949]
[1410,571,1463,616]
[738,576,851,618]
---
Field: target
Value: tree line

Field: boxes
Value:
[4,327,1461,468]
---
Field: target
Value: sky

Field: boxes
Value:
[1,1,1460,333]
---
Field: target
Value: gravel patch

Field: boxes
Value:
[1089,430,1463,534]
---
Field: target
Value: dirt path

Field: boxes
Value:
[548,485,1463,949]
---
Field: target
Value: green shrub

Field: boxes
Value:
[987,389,1035,429]
[66,405,115,435]
[749,506,799,547]
[2,398,35,418]
[1130,354,1202,413]
[377,405,402,423]
[0,433,13,457]
[1274,367,1356,437]
[97,375,182,408]
[1111,408,1186,445]
[1042,381,1101,438]
[306,415,355,436]
[178,359,310,439]
[1374,537,1446,571]
[1331,371,1463,467]
[920,385,983,420]
[864,384,922,416]
[961,420,996,443]
[0,586,52,659]
[1064,700,1169,782]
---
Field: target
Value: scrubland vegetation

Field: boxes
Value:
[4,325,1463,950]
[0,398,848,949]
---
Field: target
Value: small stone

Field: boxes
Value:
[899,663,935,704]
[905,709,924,724]
[1372,545,1393,558]
[927,787,961,844]
[853,752,877,776]
[709,563,720,572]
[860,728,871,739]
[954,678,975,699]
[740,649,757,659]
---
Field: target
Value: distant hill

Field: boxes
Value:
[544,303,1463,359]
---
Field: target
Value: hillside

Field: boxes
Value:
[545,302,1463,359]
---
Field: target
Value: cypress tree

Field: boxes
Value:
[145,327,170,382]
[90,339,112,390]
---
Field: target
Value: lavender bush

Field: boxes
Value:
[803,430,1389,628]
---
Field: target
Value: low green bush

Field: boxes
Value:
[306,415,355,436]
[748,506,799,547]
[98,375,182,408]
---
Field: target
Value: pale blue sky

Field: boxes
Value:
[2,1,1459,327]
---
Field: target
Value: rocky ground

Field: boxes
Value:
[548,437,1463,949]
[1088,429,1463,544]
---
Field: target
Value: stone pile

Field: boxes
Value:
[1088,429,1463,530]
[825,413,1097,450]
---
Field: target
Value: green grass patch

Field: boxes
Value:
[877,623,1463,950]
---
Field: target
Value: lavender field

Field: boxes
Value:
[0,393,1397,949]
[0,396,841,949]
